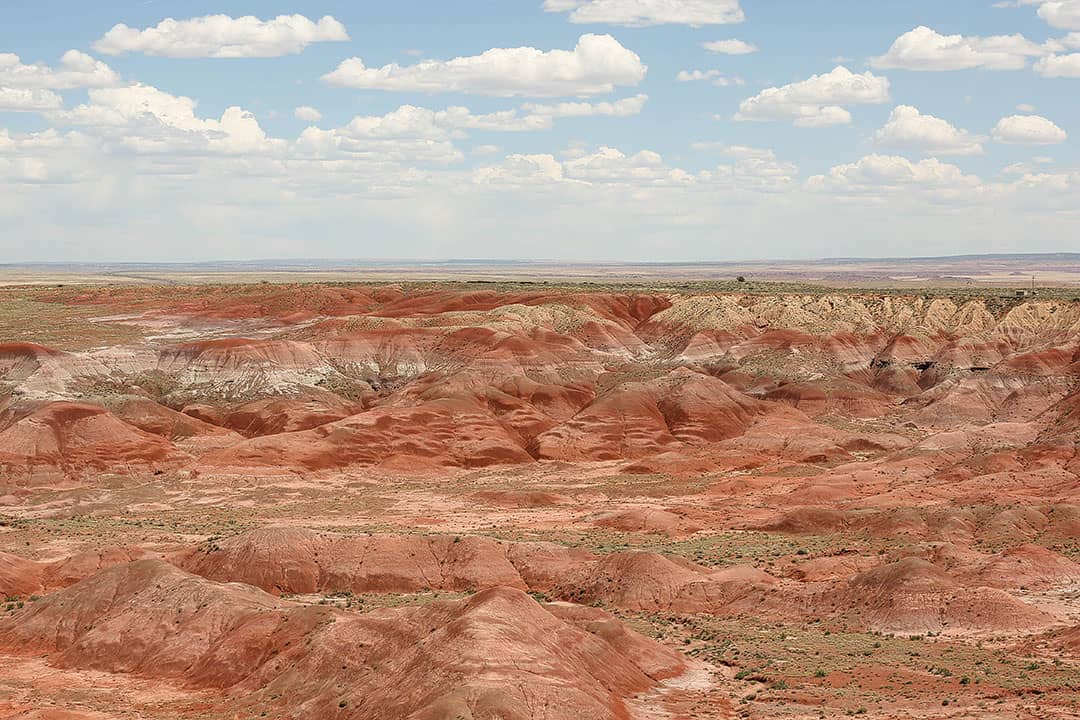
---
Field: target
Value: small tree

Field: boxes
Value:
[736,276,746,283]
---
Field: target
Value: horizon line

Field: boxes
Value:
[3,252,1080,269]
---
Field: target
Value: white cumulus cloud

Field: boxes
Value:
[0,87,63,112]
[715,153,799,192]
[1034,52,1080,76]
[1033,0,1080,30]
[807,154,981,195]
[563,146,697,184]
[871,26,1048,71]
[992,114,1068,144]
[293,96,648,171]
[543,0,744,27]
[50,83,284,155]
[734,66,890,127]
[296,127,463,167]
[0,51,119,89]
[0,129,100,185]
[521,94,648,118]
[93,14,349,58]
[685,144,801,192]
[340,99,644,137]
[294,106,323,122]
[325,106,537,142]
[476,143,797,192]
[702,39,758,55]
[473,153,569,185]
[676,69,743,86]
[874,105,985,155]
[322,34,646,97]
[691,143,775,158]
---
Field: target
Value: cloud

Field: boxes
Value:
[702,39,758,55]
[874,106,985,155]
[1002,155,1056,175]
[473,153,568,185]
[292,97,646,170]
[6,128,1075,263]
[0,129,99,184]
[294,106,323,122]
[1002,169,1080,209]
[692,143,776,158]
[51,83,284,155]
[521,94,647,118]
[0,87,63,112]
[323,34,646,97]
[992,114,1068,144]
[93,14,349,58]
[734,66,890,127]
[475,143,798,192]
[1043,30,1080,49]
[807,154,981,195]
[676,69,744,86]
[296,126,464,167]
[1034,52,1080,76]
[685,145,799,192]
[475,146,700,187]
[563,146,699,184]
[1034,0,1080,30]
[1016,103,1037,111]
[716,156,799,192]
[372,106,551,135]
[333,99,646,138]
[543,0,744,27]
[0,51,119,89]
[871,26,1047,71]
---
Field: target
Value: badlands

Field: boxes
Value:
[0,279,1079,719]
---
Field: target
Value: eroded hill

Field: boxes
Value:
[1,283,1078,719]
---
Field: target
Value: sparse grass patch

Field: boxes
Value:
[0,291,145,351]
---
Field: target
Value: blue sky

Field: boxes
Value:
[1,1,1078,262]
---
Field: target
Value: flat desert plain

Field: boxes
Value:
[0,278,1079,719]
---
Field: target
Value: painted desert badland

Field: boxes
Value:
[1,273,1079,720]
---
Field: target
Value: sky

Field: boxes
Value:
[1,0,1079,263]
